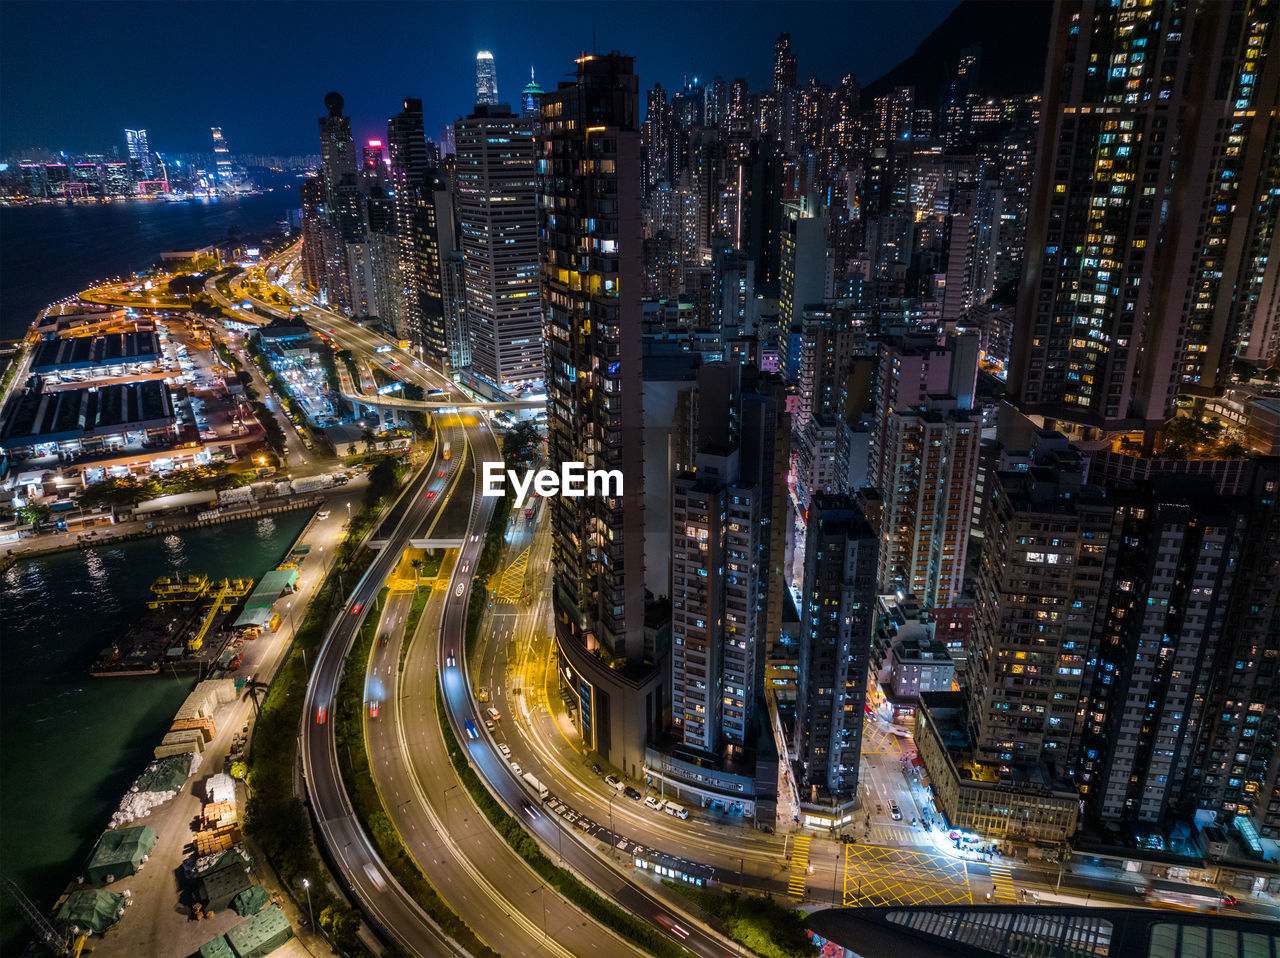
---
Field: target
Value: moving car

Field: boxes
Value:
[889,801,902,821]
[446,649,456,668]
[521,801,540,819]
[368,701,380,718]
[464,719,478,740]
[350,601,363,615]
[487,706,501,721]
[362,863,387,892]
[316,705,327,724]
[654,913,689,939]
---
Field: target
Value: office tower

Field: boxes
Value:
[454,104,542,387]
[870,334,980,607]
[1011,0,1280,437]
[521,68,543,120]
[361,138,387,189]
[542,52,657,778]
[795,493,877,815]
[103,162,131,196]
[211,127,232,184]
[475,50,498,106]
[388,97,445,353]
[778,197,831,380]
[124,129,152,179]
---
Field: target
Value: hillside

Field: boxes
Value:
[863,0,1053,104]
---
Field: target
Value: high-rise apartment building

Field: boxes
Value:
[1011,0,1280,436]
[542,53,658,779]
[387,97,446,354]
[670,364,790,755]
[475,50,499,106]
[967,438,1111,776]
[778,197,830,380]
[795,493,878,819]
[454,104,543,387]
[870,334,980,607]
[1075,484,1252,825]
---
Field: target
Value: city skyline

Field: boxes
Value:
[0,1,962,156]
[1,1,1278,955]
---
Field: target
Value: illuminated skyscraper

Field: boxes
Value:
[454,104,542,386]
[542,52,657,778]
[475,50,498,106]
[520,67,543,120]
[124,128,152,179]
[1010,0,1279,437]
[211,127,232,184]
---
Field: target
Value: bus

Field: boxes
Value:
[1139,887,1237,913]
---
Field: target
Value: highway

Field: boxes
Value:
[299,416,464,955]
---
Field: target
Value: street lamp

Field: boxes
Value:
[530,882,548,938]
[301,878,314,933]
[444,784,458,828]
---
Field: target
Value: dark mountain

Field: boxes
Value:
[863,0,1053,105]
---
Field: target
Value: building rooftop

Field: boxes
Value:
[30,330,162,372]
[806,906,1279,958]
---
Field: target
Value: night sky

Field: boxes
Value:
[2,1,959,158]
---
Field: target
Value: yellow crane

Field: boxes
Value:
[187,578,253,651]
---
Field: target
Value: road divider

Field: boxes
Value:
[335,589,498,958]
[435,683,688,958]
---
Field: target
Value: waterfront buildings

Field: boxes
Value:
[124,128,152,180]
[455,104,543,387]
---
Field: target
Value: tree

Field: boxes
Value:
[361,427,376,453]
[17,504,50,527]
[346,443,357,458]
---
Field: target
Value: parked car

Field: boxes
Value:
[591,763,602,775]
[498,743,511,757]
[624,786,642,801]
[605,774,623,791]
[643,796,665,811]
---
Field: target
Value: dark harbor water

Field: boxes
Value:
[0,513,308,951]
[0,191,295,341]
